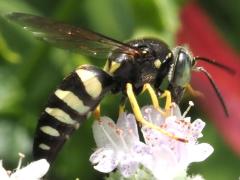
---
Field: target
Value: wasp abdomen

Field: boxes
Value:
[33,65,114,162]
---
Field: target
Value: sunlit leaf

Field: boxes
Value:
[0,33,21,63]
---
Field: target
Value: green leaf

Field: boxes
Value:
[0,0,38,14]
[0,33,21,63]
[0,67,24,114]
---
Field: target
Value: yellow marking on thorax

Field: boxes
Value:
[154,59,161,69]
[76,69,102,98]
[103,60,110,72]
[55,89,90,114]
[108,61,121,74]
[39,143,51,150]
[166,52,172,59]
[40,126,60,137]
[45,107,77,125]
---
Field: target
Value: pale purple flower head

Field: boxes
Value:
[90,102,214,180]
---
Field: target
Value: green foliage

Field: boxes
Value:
[0,0,239,179]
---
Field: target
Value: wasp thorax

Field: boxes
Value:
[106,39,174,94]
[169,47,194,88]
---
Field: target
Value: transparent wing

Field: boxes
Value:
[6,12,140,58]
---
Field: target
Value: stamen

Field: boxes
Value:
[182,101,194,118]
[16,152,25,170]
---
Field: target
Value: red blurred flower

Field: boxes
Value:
[177,2,240,155]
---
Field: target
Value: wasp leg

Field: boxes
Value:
[186,84,204,98]
[143,83,160,110]
[126,83,187,142]
[93,105,101,120]
[143,84,165,115]
[160,90,172,111]
[119,96,127,115]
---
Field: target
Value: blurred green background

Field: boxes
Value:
[0,0,239,179]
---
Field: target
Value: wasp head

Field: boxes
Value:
[168,46,195,88]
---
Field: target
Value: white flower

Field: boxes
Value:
[90,102,214,180]
[140,103,213,179]
[90,114,151,177]
[0,153,49,180]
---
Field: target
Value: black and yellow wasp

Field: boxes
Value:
[6,12,234,163]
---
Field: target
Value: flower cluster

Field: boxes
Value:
[0,153,49,180]
[90,102,213,180]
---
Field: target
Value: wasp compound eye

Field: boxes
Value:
[170,49,192,87]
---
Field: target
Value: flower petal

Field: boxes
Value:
[116,113,139,143]
[142,127,162,147]
[171,103,182,118]
[190,119,206,140]
[89,148,117,173]
[146,145,178,180]
[132,141,152,157]
[118,153,138,178]
[187,143,214,163]
[187,174,205,180]
[92,117,122,149]
[10,159,49,180]
[132,141,154,168]
[0,161,9,180]
[141,106,165,126]
[164,116,189,137]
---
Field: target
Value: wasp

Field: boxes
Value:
[6,12,235,163]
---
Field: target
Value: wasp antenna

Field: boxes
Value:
[194,56,236,75]
[195,67,229,117]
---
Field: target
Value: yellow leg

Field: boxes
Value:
[126,83,187,143]
[160,90,172,110]
[119,96,126,115]
[93,105,101,120]
[186,84,204,98]
[143,83,160,109]
[119,104,125,115]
